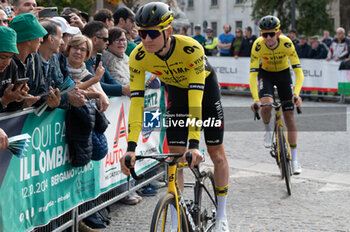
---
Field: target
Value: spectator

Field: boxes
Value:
[296,35,311,58]
[94,8,114,29]
[39,20,86,109]
[65,34,109,111]
[61,7,86,30]
[0,9,8,27]
[12,0,43,17]
[113,6,137,56]
[82,21,130,97]
[0,128,9,151]
[326,27,348,61]
[102,27,129,85]
[347,30,350,40]
[288,29,299,46]
[179,26,187,36]
[192,24,205,46]
[10,13,47,107]
[235,26,257,58]
[0,0,14,19]
[229,27,243,56]
[310,35,329,101]
[48,16,81,80]
[0,26,28,112]
[204,27,218,56]
[322,30,333,48]
[218,23,234,56]
[310,35,328,59]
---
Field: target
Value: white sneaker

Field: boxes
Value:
[292,161,302,175]
[214,218,229,232]
[129,191,142,203]
[264,130,272,148]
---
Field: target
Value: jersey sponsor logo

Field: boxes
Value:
[183,45,200,54]
[129,67,140,74]
[135,51,145,60]
[163,67,190,75]
[152,71,163,76]
[189,83,205,90]
[255,43,261,52]
[130,90,145,98]
[284,42,292,48]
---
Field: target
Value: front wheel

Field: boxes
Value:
[278,126,292,195]
[198,168,217,232]
[150,193,189,232]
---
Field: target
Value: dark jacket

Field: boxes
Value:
[322,38,333,48]
[310,43,328,59]
[13,53,46,106]
[66,100,96,167]
[85,57,123,96]
[296,43,312,58]
[237,35,257,57]
[0,59,25,112]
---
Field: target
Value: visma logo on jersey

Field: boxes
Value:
[143,109,222,129]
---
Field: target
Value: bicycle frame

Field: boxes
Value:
[272,105,292,163]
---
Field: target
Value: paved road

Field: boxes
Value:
[102,95,350,232]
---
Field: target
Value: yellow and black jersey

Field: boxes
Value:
[249,35,304,102]
[128,35,212,145]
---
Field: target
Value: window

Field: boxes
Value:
[236,21,242,30]
[235,0,244,4]
[211,0,218,6]
[212,22,217,37]
[188,0,194,8]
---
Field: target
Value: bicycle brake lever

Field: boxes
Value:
[293,96,302,114]
[124,155,144,181]
[253,103,261,120]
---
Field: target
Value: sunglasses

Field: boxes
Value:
[96,36,108,42]
[262,32,276,38]
[0,19,9,24]
[138,26,169,40]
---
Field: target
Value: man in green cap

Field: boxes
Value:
[10,13,48,108]
[0,26,29,112]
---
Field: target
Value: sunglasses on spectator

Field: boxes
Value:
[115,38,127,43]
[138,26,170,40]
[0,19,9,24]
[96,36,109,42]
[262,32,276,38]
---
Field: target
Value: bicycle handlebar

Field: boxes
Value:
[124,152,192,181]
[253,97,302,120]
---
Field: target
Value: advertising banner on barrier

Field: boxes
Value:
[207,57,341,92]
[0,89,164,231]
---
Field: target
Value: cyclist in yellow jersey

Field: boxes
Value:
[250,16,304,174]
[120,2,229,232]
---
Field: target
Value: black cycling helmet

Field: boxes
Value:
[135,2,174,28]
[258,15,281,30]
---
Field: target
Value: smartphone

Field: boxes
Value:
[95,53,102,71]
[38,7,58,18]
[61,15,71,24]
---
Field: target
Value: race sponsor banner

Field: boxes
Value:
[100,90,162,190]
[0,89,164,231]
[338,70,350,95]
[207,57,341,92]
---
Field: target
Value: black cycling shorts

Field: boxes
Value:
[166,70,224,147]
[258,68,294,111]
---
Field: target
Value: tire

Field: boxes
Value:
[198,169,217,232]
[150,193,189,232]
[278,126,292,195]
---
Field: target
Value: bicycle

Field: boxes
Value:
[253,97,301,195]
[125,152,217,232]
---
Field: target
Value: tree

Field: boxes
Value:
[251,0,292,32]
[251,0,333,35]
[37,0,95,15]
[296,0,333,36]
